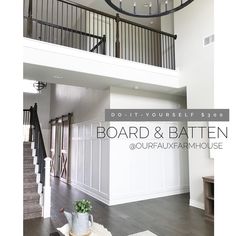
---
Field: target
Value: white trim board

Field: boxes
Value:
[189,199,204,210]
[109,188,190,206]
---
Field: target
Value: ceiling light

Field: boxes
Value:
[33,81,47,92]
[53,75,64,79]
[105,0,194,18]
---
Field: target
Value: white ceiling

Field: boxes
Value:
[24,63,186,96]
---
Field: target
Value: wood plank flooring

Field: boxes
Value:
[24,177,214,236]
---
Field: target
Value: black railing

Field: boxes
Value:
[23,0,176,69]
[23,103,47,185]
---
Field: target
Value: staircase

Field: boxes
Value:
[23,141,42,220]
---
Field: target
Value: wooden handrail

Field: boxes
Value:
[57,0,177,39]
[24,0,177,69]
[23,103,47,185]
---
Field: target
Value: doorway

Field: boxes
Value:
[49,113,72,183]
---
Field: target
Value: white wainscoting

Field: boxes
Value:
[69,122,110,205]
[109,122,190,205]
[69,122,190,206]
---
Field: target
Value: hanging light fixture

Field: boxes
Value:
[33,81,47,92]
[105,0,194,18]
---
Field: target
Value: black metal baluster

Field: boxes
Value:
[168,36,170,69]
[165,35,168,68]
[93,12,95,52]
[84,10,87,51]
[35,0,38,39]
[147,30,150,65]
[105,17,107,55]
[156,33,158,66]
[71,5,73,47]
[80,8,82,49]
[66,3,69,46]
[131,24,133,61]
[44,0,48,42]
[134,26,136,62]
[61,2,63,45]
[172,37,174,69]
[109,18,111,56]
[120,21,122,58]
[128,24,131,60]
[101,15,103,47]
[173,37,176,70]
[124,22,127,59]
[88,11,91,51]
[97,13,99,53]
[159,34,162,67]
[76,7,78,49]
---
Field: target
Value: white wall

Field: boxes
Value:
[50,83,110,203]
[161,0,174,34]
[23,83,51,154]
[109,87,189,205]
[174,0,214,209]
[50,84,189,205]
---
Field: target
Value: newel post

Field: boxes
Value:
[29,106,33,142]
[115,13,120,58]
[43,157,51,218]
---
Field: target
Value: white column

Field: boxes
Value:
[43,157,51,218]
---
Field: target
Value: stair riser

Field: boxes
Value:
[24,159,34,165]
[24,168,35,173]
[24,198,40,205]
[23,149,33,156]
[24,177,36,183]
[24,199,40,205]
[24,156,34,160]
[23,164,35,168]
[24,144,32,149]
[24,211,42,220]
[24,186,38,194]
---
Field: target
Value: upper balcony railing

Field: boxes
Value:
[23,0,177,70]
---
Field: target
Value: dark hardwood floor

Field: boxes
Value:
[24,177,214,236]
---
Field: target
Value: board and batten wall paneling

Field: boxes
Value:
[69,122,110,204]
[109,121,189,205]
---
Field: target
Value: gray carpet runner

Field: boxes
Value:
[24,142,42,220]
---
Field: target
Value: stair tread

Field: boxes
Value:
[24,182,37,187]
[24,164,35,168]
[24,204,42,212]
[24,192,40,200]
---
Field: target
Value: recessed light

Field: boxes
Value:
[53,75,64,79]
[150,21,154,25]
[134,86,139,90]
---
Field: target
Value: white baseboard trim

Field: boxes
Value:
[69,181,189,206]
[109,187,189,206]
[69,182,110,205]
[189,199,204,210]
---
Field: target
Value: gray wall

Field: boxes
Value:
[50,84,110,123]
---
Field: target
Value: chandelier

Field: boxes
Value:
[105,0,194,18]
[33,81,47,92]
